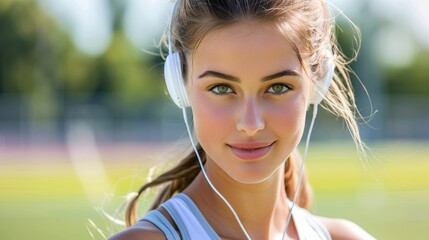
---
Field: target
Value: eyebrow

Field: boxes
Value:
[197,69,300,82]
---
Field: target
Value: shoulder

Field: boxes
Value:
[108,221,166,240]
[316,216,376,240]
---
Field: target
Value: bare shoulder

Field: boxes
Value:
[108,221,165,240]
[316,216,376,240]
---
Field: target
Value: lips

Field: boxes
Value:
[227,141,275,160]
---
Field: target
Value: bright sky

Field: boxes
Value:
[37,0,428,67]
[38,0,172,56]
[38,0,112,56]
[123,0,171,50]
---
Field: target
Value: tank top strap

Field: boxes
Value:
[139,210,181,240]
[288,200,332,240]
[162,193,221,240]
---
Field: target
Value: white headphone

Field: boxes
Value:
[164,52,191,108]
[163,0,335,108]
[311,50,335,105]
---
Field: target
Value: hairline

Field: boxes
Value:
[181,19,308,82]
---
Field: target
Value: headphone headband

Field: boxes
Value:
[164,0,190,108]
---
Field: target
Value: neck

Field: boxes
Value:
[184,159,294,239]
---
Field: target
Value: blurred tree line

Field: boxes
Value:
[0,0,428,142]
[0,1,169,142]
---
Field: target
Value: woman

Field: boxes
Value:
[110,0,375,239]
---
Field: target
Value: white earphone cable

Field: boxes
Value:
[182,108,252,240]
[282,104,319,239]
[173,2,323,238]
[183,105,318,240]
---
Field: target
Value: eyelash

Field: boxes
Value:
[208,83,292,96]
[266,83,291,95]
[209,84,234,95]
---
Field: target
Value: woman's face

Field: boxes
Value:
[186,21,311,184]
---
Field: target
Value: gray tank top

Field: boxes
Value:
[140,193,331,240]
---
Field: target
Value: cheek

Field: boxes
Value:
[191,95,235,142]
[267,98,307,142]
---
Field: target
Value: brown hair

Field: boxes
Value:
[125,0,362,226]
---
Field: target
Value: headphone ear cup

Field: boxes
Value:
[310,56,335,105]
[164,52,190,108]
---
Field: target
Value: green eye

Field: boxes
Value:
[267,84,289,94]
[211,85,233,95]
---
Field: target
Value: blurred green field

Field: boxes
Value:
[0,141,428,240]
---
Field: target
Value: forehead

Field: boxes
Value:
[189,21,302,76]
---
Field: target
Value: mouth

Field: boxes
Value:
[227,141,275,160]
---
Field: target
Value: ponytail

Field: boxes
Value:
[125,145,205,226]
[284,149,313,209]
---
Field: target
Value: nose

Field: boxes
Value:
[236,97,265,136]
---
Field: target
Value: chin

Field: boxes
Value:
[226,165,282,185]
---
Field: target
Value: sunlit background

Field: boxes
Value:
[1,0,428,239]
